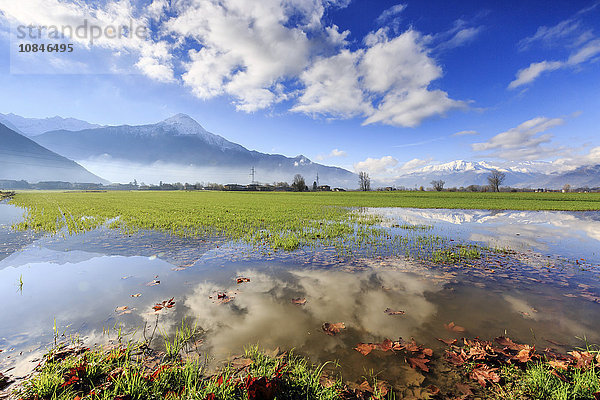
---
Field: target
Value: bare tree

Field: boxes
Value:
[562,183,571,193]
[358,171,371,191]
[431,180,445,191]
[292,174,306,192]
[487,170,506,192]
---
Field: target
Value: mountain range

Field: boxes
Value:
[0,113,101,136]
[0,112,597,189]
[392,160,599,189]
[0,123,107,184]
[33,114,356,187]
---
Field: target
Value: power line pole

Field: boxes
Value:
[250,167,256,184]
[316,172,319,187]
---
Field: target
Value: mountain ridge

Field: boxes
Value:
[0,123,108,184]
[34,114,356,187]
[0,113,102,136]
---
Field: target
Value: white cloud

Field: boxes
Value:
[353,156,398,174]
[553,146,600,170]
[396,157,432,172]
[294,28,467,126]
[453,130,478,136]
[509,4,600,89]
[363,88,465,127]
[376,4,406,24]
[0,0,174,80]
[518,19,581,50]
[567,38,600,65]
[291,49,371,118]
[508,61,563,89]
[166,0,346,112]
[0,0,468,127]
[472,117,565,160]
[435,26,482,51]
[353,156,434,182]
[315,148,347,161]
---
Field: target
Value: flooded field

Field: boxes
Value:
[1,200,600,397]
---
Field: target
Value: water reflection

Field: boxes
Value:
[368,208,600,262]
[183,267,442,360]
[1,203,600,395]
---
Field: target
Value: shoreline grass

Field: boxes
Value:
[11,332,600,400]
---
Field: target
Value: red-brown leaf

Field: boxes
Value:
[322,322,345,336]
[291,297,307,305]
[444,322,466,333]
[470,364,500,387]
[407,356,430,372]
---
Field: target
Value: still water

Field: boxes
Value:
[1,202,599,396]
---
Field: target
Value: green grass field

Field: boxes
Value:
[8,190,600,253]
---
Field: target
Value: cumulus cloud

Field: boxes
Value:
[353,156,433,182]
[294,28,467,126]
[0,0,175,80]
[509,4,600,89]
[0,0,471,126]
[354,156,398,174]
[453,130,478,136]
[472,117,565,160]
[315,148,347,161]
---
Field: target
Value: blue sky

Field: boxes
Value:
[0,0,599,180]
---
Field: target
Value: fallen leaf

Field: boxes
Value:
[229,357,253,370]
[470,364,500,387]
[407,356,430,372]
[354,380,373,394]
[445,350,465,366]
[322,322,345,336]
[236,277,250,284]
[130,293,141,298]
[456,383,473,396]
[549,360,569,370]
[569,351,596,369]
[515,345,535,363]
[378,338,394,352]
[152,297,175,312]
[495,336,525,351]
[146,280,160,286]
[422,348,434,357]
[115,306,128,312]
[444,322,466,333]
[354,343,377,356]
[291,297,307,305]
[384,308,405,315]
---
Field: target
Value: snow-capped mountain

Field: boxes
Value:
[391,159,595,189]
[0,113,102,136]
[33,114,356,186]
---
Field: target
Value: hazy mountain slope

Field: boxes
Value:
[0,113,101,136]
[540,164,600,189]
[0,123,108,184]
[34,114,356,187]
